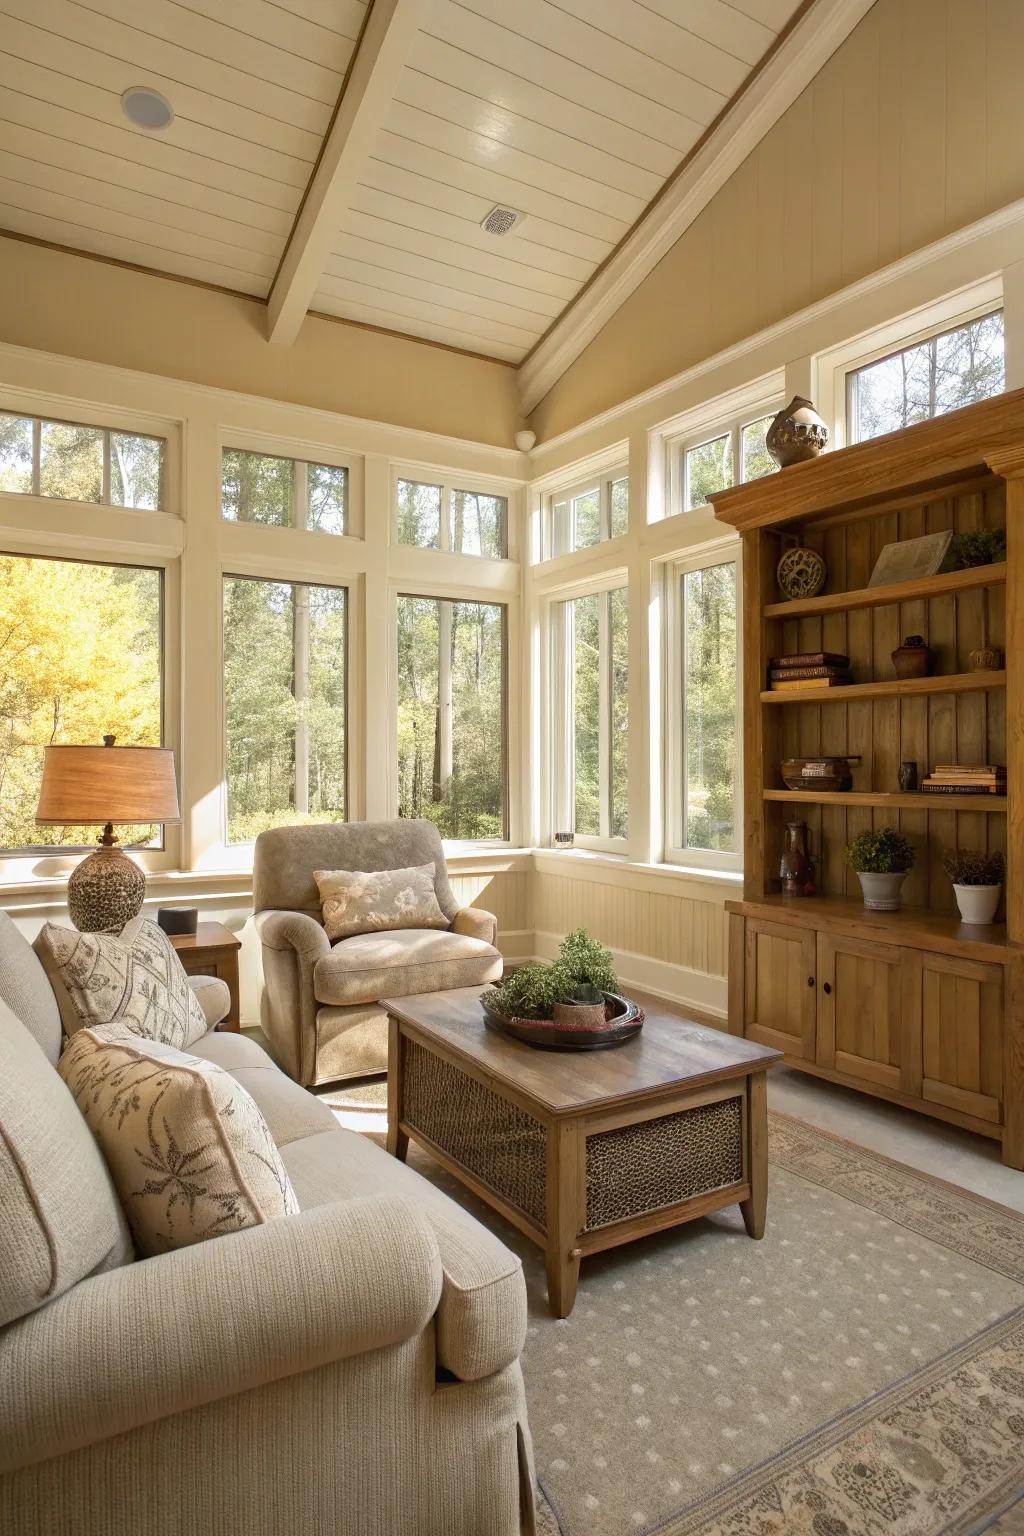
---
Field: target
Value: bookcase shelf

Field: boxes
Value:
[763,789,1007,812]
[760,669,1005,705]
[762,561,1006,619]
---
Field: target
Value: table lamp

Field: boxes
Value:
[36,734,180,933]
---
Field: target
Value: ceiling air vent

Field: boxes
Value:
[481,205,524,237]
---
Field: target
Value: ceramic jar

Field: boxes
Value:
[891,636,932,679]
[779,821,810,895]
[766,397,829,467]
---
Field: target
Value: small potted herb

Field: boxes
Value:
[943,849,1004,926]
[484,929,620,1030]
[844,827,915,911]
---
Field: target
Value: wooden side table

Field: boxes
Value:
[169,922,242,1032]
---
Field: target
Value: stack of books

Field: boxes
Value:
[920,764,1007,796]
[768,652,852,692]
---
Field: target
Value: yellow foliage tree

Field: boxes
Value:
[0,556,161,849]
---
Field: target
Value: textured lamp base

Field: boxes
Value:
[68,846,146,933]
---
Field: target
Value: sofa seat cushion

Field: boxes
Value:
[60,1026,299,1255]
[0,1000,131,1328]
[314,928,501,1007]
[282,1127,525,1382]
[186,1030,339,1145]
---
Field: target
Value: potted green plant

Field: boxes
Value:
[484,929,619,1029]
[844,827,915,911]
[949,528,1006,569]
[943,849,1004,925]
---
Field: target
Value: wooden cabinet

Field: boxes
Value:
[743,919,816,1059]
[918,951,1004,1127]
[815,933,907,1093]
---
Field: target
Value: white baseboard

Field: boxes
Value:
[530,929,728,1021]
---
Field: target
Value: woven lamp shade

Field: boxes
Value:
[36,743,180,826]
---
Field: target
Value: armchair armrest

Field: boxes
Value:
[0,1196,442,1476]
[187,974,231,1028]
[253,909,330,1084]
[451,906,498,947]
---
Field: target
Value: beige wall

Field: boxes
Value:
[0,237,520,447]
[529,0,1024,440]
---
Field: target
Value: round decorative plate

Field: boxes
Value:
[482,992,645,1051]
[776,546,827,600]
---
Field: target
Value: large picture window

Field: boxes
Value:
[396,595,506,840]
[396,476,507,558]
[553,586,628,846]
[0,554,163,852]
[223,577,347,844]
[0,412,165,510]
[221,448,347,534]
[847,309,1005,443]
[547,468,628,558]
[667,554,740,869]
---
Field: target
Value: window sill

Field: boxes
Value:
[532,848,743,887]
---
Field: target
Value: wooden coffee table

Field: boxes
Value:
[384,988,781,1317]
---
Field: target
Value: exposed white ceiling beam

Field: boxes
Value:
[267,0,422,346]
[517,0,876,416]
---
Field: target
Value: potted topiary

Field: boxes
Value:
[943,849,1004,925]
[483,929,642,1048]
[844,827,915,911]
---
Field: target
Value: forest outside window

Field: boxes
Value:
[0,553,163,854]
[221,448,347,534]
[396,476,507,558]
[396,595,507,841]
[223,577,347,844]
[847,309,1005,443]
[682,412,776,511]
[0,412,165,510]
[548,468,628,558]
[553,586,628,848]
[667,554,741,871]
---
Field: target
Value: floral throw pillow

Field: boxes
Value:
[59,1026,299,1255]
[314,862,449,942]
[35,917,208,1049]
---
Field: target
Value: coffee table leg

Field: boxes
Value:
[386,1014,409,1161]
[545,1119,582,1318]
[740,1071,768,1239]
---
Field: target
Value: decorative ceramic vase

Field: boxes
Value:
[779,821,810,895]
[857,871,908,912]
[898,761,919,792]
[766,396,829,468]
[891,635,932,679]
[776,544,827,600]
[952,882,1001,925]
[969,645,1003,672]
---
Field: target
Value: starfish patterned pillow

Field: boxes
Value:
[35,916,208,1049]
[59,1025,298,1255]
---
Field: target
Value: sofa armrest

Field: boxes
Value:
[187,974,231,1028]
[0,1196,442,1476]
[253,909,330,1084]
[451,906,498,947]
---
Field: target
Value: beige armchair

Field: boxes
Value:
[254,819,502,1086]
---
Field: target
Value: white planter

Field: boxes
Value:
[856,870,908,912]
[952,882,1001,925]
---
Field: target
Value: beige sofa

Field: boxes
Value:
[254,819,502,1086]
[0,912,536,1536]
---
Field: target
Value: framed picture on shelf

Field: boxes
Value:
[867,530,953,588]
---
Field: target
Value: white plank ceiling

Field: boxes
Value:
[0,0,800,360]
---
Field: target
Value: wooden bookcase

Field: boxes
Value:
[709,389,1023,1168]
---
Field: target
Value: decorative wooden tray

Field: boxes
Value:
[481,991,645,1051]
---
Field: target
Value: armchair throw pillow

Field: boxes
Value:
[314,861,448,942]
[59,1025,299,1255]
[35,917,208,1049]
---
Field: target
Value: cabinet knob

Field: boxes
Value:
[807,976,815,988]
[822,982,832,995]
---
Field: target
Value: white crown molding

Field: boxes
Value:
[528,195,1024,461]
[516,0,877,416]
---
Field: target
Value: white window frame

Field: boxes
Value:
[0,398,176,516]
[672,404,780,516]
[220,438,358,538]
[664,541,743,874]
[550,574,629,854]
[392,464,511,561]
[544,463,628,561]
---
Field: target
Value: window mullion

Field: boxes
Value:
[678,573,688,850]
[31,419,40,496]
[102,431,112,505]
[293,460,308,531]
[598,591,611,841]
[440,483,452,552]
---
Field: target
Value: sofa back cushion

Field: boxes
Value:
[35,918,207,1049]
[314,862,449,941]
[0,999,132,1327]
[0,910,63,1065]
[254,818,459,923]
[59,1026,299,1255]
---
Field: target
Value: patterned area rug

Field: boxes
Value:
[318,1084,1024,1534]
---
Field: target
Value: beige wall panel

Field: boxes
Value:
[0,238,520,446]
[531,872,728,979]
[529,0,1024,439]
[449,871,530,931]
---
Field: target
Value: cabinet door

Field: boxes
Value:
[919,952,1003,1126]
[816,933,906,1091]
[743,919,816,1059]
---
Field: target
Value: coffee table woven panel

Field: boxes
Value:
[583,1095,743,1231]
[403,1040,548,1227]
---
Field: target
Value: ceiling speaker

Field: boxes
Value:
[481,205,524,237]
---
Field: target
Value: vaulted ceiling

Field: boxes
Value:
[0,0,870,407]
